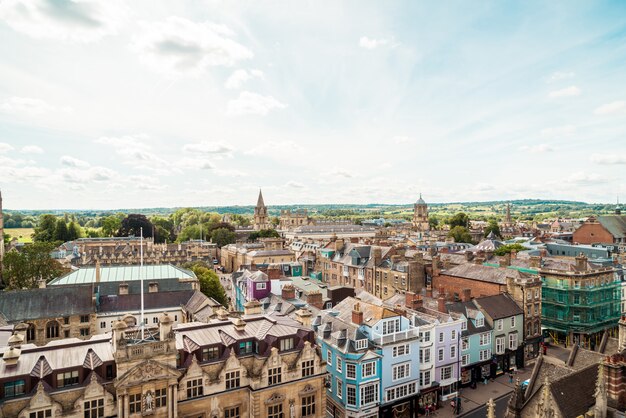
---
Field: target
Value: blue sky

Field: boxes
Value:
[0,0,625,209]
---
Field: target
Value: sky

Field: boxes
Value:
[0,0,625,210]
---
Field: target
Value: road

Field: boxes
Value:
[460,394,510,418]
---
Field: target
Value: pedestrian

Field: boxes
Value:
[543,344,547,356]
[509,371,514,383]
[483,376,488,385]
[425,404,430,416]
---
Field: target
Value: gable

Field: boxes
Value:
[115,359,182,389]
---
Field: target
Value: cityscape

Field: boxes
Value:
[1,1,626,418]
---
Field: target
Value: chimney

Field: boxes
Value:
[618,316,626,352]
[217,308,229,321]
[395,247,406,259]
[575,253,588,271]
[13,323,28,342]
[510,250,517,260]
[529,256,542,269]
[306,291,324,310]
[295,309,313,327]
[432,255,441,276]
[282,284,295,300]
[335,239,345,252]
[437,295,447,313]
[406,292,423,310]
[244,300,262,316]
[233,317,246,332]
[2,333,23,366]
[38,278,46,289]
[118,283,129,295]
[352,302,364,325]
[461,288,472,302]
[159,313,173,340]
[95,260,101,283]
[499,253,511,268]
[373,247,382,265]
[413,252,424,263]
[465,251,474,262]
[148,282,159,293]
[425,285,433,298]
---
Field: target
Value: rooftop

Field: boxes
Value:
[50,264,196,285]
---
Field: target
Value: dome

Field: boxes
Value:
[416,193,426,205]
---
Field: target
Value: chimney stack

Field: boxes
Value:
[575,253,588,271]
[159,313,173,340]
[465,251,474,262]
[499,253,511,268]
[352,302,364,325]
[461,288,472,302]
[425,285,433,298]
[38,278,46,289]
[233,317,246,332]
[244,300,262,316]
[529,255,542,269]
[437,295,447,313]
[335,239,345,252]
[373,247,382,266]
[295,309,313,327]
[282,284,296,300]
[306,290,324,310]
[406,292,423,310]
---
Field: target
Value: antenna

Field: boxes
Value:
[140,227,144,340]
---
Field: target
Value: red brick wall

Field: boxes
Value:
[573,223,614,244]
[432,274,504,299]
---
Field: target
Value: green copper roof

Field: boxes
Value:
[49,264,196,285]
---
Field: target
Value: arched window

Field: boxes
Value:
[26,323,36,342]
[46,321,59,339]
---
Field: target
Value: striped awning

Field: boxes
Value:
[182,335,200,353]
[83,349,103,370]
[30,356,53,379]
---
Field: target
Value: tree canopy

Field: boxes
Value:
[248,229,280,241]
[447,226,473,244]
[447,212,470,229]
[484,219,502,239]
[117,214,155,239]
[494,243,527,256]
[189,264,228,306]
[2,242,66,289]
[211,228,236,247]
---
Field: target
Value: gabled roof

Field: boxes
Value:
[474,293,523,320]
[0,285,94,322]
[597,215,626,239]
[550,364,598,418]
[442,263,528,285]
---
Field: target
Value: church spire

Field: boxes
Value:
[257,189,265,208]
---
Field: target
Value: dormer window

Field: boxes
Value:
[257,282,267,290]
[475,318,484,327]
[280,338,294,351]
[355,339,368,350]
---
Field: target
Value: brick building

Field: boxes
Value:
[573,214,626,245]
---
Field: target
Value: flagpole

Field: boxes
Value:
[140,227,144,340]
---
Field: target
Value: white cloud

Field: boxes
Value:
[547,71,575,82]
[331,169,355,178]
[20,145,43,154]
[0,143,14,153]
[178,158,215,170]
[564,171,609,186]
[0,0,127,42]
[130,17,253,76]
[359,36,388,49]
[225,69,264,89]
[95,134,150,151]
[1,97,55,115]
[58,166,117,183]
[227,91,286,116]
[129,175,165,190]
[548,86,581,98]
[94,134,176,174]
[594,101,626,115]
[246,140,304,158]
[519,143,556,153]
[60,155,90,168]
[590,154,626,165]
[286,181,305,189]
[182,141,233,154]
[540,125,575,138]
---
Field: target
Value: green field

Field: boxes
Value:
[4,228,34,243]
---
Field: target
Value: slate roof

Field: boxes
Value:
[50,264,196,285]
[550,364,598,418]
[332,297,398,326]
[98,290,195,313]
[96,278,195,295]
[445,300,493,336]
[597,215,626,239]
[0,285,94,322]
[474,293,523,320]
[442,263,529,285]
[316,311,371,354]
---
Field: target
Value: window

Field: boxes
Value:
[392,344,410,357]
[509,333,518,350]
[336,358,342,373]
[461,321,467,331]
[57,370,79,387]
[420,348,431,363]
[84,399,104,418]
[29,410,52,418]
[386,382,417,402]
[355,339,368,350]
[346,363,356,379]
[326,350,332,366]
[496,320,503,331]
[225,406,240,418]
[64,317,70,325]
[64,330,70,338]
[4,380,25,398]
[336,378,343,399]
[439,332,444,343]
[420,370,431,386]
[301,360,314,378]
[360,383,379,405]
[153,317,159,324]
[239,341,253,354]
[100,321,106,329]
[510,316,516,327]
[268,404,283,418]
[392,363,410,381]
[451,330,456,340]
[129,394,141,414]
[461,337,469,351]
[479,332,491,346]
[450,345,456,359]
[26,324,36,342]
[438,348,444,361]
[382,319,400,335]
[80,315,90,323]
[479,349,491,361]
[347,385,357,406]
[535,289,539,299]
[226,371,240,390]
[422,331,431,342]
[475,317,484,327]
[496,337,505,354]
[46,321,59,339]
[202,346,220,362]
[155,388,167,408]
[535,304,539,315]
[80,328,90,336]
[441,366,452,380]
[268,367,282,385]
[186,378,203,398]
[257,282,266,290]
[280,338,294,351]
[301,395,315,417]
[462,354,470,366]
[362,361,376,378]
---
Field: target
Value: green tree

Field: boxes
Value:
[68,221,82,240]
[191,265,227,306]
[33,214,58,242]
[484,219,502,239]
[117,214,155,239]
[429,216,439,230]
[2,242,66,289]
[448,213,470,229]
[54,218,69,242]
[101,215,122,237]
[230,214,250,227]
[447,226,473,243]
[248,229,280,241]
[494,243,527,256]
[3,232,9,246]
[211,228,236,247]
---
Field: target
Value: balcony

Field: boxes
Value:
[371,328,420,345]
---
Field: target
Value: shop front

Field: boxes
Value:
[380,395,419,418]
[417,384,439,414]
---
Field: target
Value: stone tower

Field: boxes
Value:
[253,189,270,230]
[412,194,429,231]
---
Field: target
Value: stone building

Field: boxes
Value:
[0,309,327,418]
[220,240,295,273]
[279,209,313,231]
[253,190,271,231]
[412,194,429,232]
